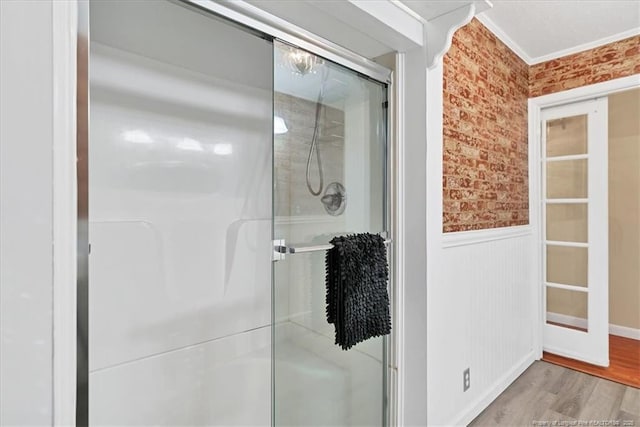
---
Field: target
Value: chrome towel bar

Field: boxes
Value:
[273,237,392,260]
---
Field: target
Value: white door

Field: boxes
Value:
[541,98,609,367]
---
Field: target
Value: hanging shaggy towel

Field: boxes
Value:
[325,233,391,350]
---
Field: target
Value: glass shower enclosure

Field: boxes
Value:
[272,40,389,426]
[84,1,390,425]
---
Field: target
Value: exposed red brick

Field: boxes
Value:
[529,35,640,97]
[443,22,639,233]
[443,19,529,233]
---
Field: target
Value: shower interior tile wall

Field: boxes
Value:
[274,91,345,217]
[273,91,347,328]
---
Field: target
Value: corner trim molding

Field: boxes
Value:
[442,225,532,248]
[52,0,78,425]
[425,3,476,69]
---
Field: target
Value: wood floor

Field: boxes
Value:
[469,361,640,426]
[543,334,640,388]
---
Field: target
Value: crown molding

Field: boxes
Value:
[474,13,534,64]
[529,27,640,65]
[476,12,640,66]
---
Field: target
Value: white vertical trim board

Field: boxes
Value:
[52,1,77,425]
[529,83,544,361]
[400,44,429,427]
[425,59,443,427]
[393,51,406,427]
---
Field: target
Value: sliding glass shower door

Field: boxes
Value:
[272,41,389,426]
[86,2,389,425]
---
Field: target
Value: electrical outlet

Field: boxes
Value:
[463,368,470,392]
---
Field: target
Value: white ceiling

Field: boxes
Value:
[478,1,640,64]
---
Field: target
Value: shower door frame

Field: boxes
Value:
[73,0,397,425]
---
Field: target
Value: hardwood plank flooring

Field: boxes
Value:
[542,334,640,388]
[469,361,639,426]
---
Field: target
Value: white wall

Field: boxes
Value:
[428,230,537,426]
[0,1,54,424]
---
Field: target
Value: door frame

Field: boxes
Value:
[528,74,640,361]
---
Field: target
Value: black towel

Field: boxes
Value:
[325,233,391,350]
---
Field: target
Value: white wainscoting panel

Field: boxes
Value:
[428,228,537,426]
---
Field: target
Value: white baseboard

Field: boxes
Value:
[546,312,640,340]
[546,312,587,329]
[609,323,640,340]
[450,351,537,427]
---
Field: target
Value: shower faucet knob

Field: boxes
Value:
[321,182,346,216]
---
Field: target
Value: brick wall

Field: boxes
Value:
[530,35,640,97]
[443,22,639,233]
[442,18,529,232]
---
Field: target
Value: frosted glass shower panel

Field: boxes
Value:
[88,1,273,424]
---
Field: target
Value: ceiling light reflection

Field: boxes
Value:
[213,143,233,156]
[178,138,204,152]
[122,129,153,144]
[274,116,288,134]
